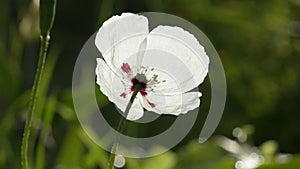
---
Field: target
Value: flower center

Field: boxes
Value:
[131,74,147,96]
[119,62,166,108]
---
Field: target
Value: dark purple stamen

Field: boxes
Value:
[131,78,147,96]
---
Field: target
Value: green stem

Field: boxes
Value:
[21,34,50,169]
[108,84,143,169]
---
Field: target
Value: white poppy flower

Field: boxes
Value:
[95,13,209,121]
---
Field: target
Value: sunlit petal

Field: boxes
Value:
[95,13,149,72]
[96,58,144,120]
[140,91,201,115]
[146,25,209,93]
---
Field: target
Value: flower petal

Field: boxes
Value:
[146,26,209,93]
[139,51,197,95]
[126,96,144,120]
[96,58,144,120]
[95,13,149,72]
[140,91,202,115]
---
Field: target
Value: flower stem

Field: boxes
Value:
[21,34,50,169]
[108,84,143,169]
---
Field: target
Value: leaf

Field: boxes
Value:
[35,94,57,169]
[257,155,300,169]
[175,140,235,169]
[126,148,177,169]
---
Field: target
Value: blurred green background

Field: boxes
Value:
[1,0,300,169]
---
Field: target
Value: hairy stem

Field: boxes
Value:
[21,35,50,169]
[108,84,143,169]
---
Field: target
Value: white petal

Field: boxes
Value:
[136,38,147,68]
[140,51,196,95]
[140,92,202,115]
[96,58,144,120]
[126,95,144,121]
[146,26,209,93]
[96,58,117,100]
[95,13,149,72]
